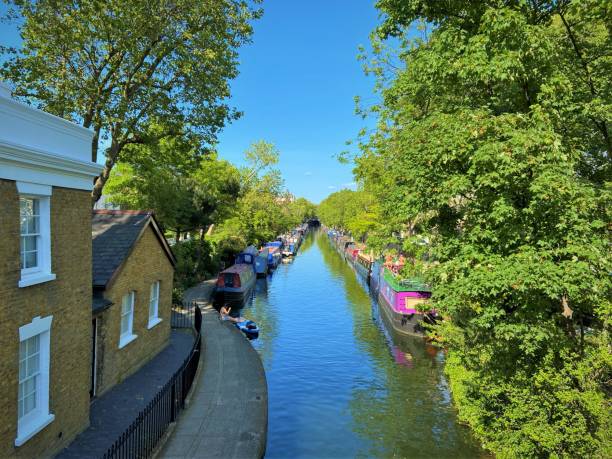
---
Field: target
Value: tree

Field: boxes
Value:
[105,142,241,242]
[318,189,381,242]
[1,0,261,203]
[355,1,611,456]
[287,197,317,224]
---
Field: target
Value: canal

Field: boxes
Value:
[240,231,483,458]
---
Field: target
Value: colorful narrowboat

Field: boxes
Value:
[216,263,256,300]
[377,266,435,336]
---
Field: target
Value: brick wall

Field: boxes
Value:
[0,179,92,458]
[95,225,173,396]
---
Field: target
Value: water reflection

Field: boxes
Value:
[239,231,483,458]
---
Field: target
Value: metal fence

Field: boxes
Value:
[171,300,200,329]
[102,305,202,459]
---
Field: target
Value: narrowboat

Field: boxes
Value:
[237,245,269,277]
[282,235,299,257]
[369,259,383,293]
[235,246,259,271]
[255,253,268,277]
[216,264,256,300]
[354,251,374,281]
[263,242,282,269]
[377,266,435,337]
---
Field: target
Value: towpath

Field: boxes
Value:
[160,282,268,459]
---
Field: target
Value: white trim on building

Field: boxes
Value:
[15,315,54,447]
[119,291,137,348]
[0,85,102,191]
[17,182,55,288]
[147,281,162,329]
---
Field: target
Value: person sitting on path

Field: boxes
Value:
[219,304,244,323]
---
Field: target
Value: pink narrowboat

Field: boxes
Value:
[377,266,436,336]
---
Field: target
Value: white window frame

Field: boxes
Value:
[119,291,137,349]
[16,315,54,447]
[17,182,55,288]
[147,281,162,329]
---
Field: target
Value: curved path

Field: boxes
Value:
[161,306,268,459]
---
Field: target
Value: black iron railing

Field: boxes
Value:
[171,300,199,329]
[102,304,202,459]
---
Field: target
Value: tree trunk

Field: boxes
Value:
[175,229,180,244]
[91,129,123,206]
[206,224,215,236]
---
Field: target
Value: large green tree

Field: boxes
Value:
[356,1,611,456]
[1,0,261,203]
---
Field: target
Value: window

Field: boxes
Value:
[148,281,162,329]
[119,292,137,348]
[17,182,55,288]
[16,316,54,447]
[20,198,39,270]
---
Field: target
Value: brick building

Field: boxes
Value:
[0,82,102,457]
[91,210,175,396]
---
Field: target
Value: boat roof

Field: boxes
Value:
[240,245,259,256]
[220,264,252,274]
[383,267,431,292]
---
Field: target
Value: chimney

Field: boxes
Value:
[0,81,13,98]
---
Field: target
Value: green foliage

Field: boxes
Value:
[171,238,218,299]
[105,140,241,239]
[106,137,315,290]
[358,1,612,456]
[1,0,261,202]
[318,189,381,242]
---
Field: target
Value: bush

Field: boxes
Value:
[172,238,218,292]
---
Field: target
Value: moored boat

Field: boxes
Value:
[237,245,269,277]
[354,251,373,281]
[377,266,435,337]
[216,263,256,301]
[235,320,259,340]
[263,242,283,269]
[255,254,268,277]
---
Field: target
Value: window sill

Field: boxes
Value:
[147,317,163,330]
[15,413,55,447]
[18,272,56,288]
[118,333,138,349]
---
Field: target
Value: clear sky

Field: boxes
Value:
[216,0,381,203]
[0,0,382,203]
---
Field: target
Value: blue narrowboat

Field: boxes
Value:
[235,245,268,277]
[264,241,283,268]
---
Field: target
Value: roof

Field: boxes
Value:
[220,264,252,274]
[92,292,113,314]
[92,210,176,289]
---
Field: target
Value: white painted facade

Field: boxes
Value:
[0,81,102,191]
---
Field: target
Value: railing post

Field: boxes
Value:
[195,304,202,333]
[170,380,176,422]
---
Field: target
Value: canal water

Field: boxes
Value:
[240,231,483,458]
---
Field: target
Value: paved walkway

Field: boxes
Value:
[57,331,194,459]
[160,309,268,459]
[183,278,217,304]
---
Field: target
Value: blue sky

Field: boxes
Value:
[1,0,382,203]
[216,0,381,203]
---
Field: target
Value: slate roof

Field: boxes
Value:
[92,210,175,289]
